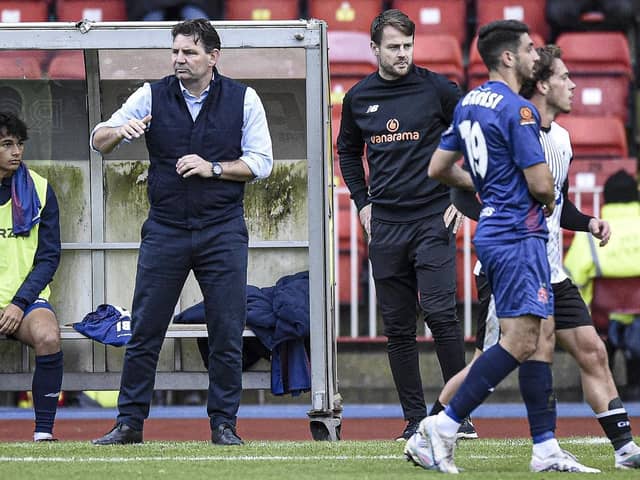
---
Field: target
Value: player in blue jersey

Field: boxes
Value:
[408,44,640,472]
[408,20,568,474]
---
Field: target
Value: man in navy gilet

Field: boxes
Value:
[90,19,273,446]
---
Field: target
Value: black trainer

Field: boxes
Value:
[395,417,423,441]
[456,416,478,440]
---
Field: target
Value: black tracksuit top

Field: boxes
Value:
[337,65,461,222]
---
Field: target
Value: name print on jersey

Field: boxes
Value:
[461,89,504,109]
[370,118,420,144]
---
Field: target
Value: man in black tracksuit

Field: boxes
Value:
[337,9,468,440]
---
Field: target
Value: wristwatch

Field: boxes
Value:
[211,162,223,178]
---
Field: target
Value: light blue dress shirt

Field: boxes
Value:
[91,74,273,179]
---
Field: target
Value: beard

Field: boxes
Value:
[379,59,412,80]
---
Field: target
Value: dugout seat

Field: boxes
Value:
[556,115,628,159]
[0,51,43,79]
[556,32,633,124]
[224,0,300,20]
[308,0,382,33]
[55,0,127,21]
[0,1,48,22]
[413,34,464,86]
[47,50,85,79]
[467,32,544,89]
[591,277,640,336]
[475,0,549,41]
[390,0,467,46]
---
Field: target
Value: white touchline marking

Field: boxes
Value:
[0,455,400,463]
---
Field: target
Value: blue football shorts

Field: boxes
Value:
[23,298,55,317]
[475,236,553,320]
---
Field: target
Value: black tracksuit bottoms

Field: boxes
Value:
[368,213,466,421]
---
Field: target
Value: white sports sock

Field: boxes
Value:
[532,437,561,458]
[437,411,461,438]
[34,432,53,442]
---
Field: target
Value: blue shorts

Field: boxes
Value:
[475,237,553,320]
[23,298,54,317]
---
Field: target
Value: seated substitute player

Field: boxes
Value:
[0,111,63,442]
[408,44,640,471]
[414,20,589,474]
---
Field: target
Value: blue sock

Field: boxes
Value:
[32,351,63,434]
[519,360,556,443]
[448,344,519,420]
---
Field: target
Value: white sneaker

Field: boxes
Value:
[530,449,600,473]
[404,432,436,470]
[616,443,640,469]
[418,415,459,474]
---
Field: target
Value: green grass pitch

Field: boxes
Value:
[0,437,638,479]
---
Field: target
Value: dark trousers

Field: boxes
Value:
[117,215,248,431]
[368,214,465,420]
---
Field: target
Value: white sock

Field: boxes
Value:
[533,438,561,458]
[34,432,53,442]
[436,411,461,438]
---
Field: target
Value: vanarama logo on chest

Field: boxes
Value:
[370,118,420,144]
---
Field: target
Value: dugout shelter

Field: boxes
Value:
[0,19,341,440]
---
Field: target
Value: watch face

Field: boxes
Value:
[213,163,222,176]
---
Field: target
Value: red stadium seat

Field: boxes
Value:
[467,32,544,89]
[308,0,382,33]
[557,116,628,159]
[0,1,48,22]
[557,32,633,123]
[475,0,549,41]
[568,157,637,190]
[330,75,360,105]
[565,157,637,222]
[456,222,478,302]
[336,197,366,305]
[413,34,464,86]
[557,32,632,74]
[0,51,43,79]
[331,103,342,149]
[334,127,367,305]
[327,30,377,77]
[56,0,127,21]
[47,50,85,79]
[591,277,640,336]
[569,79,630,124]
[391,0,467,46]
[225,0,300,20]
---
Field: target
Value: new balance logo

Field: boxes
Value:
[366,104,379,113]
[44,392,61,398]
